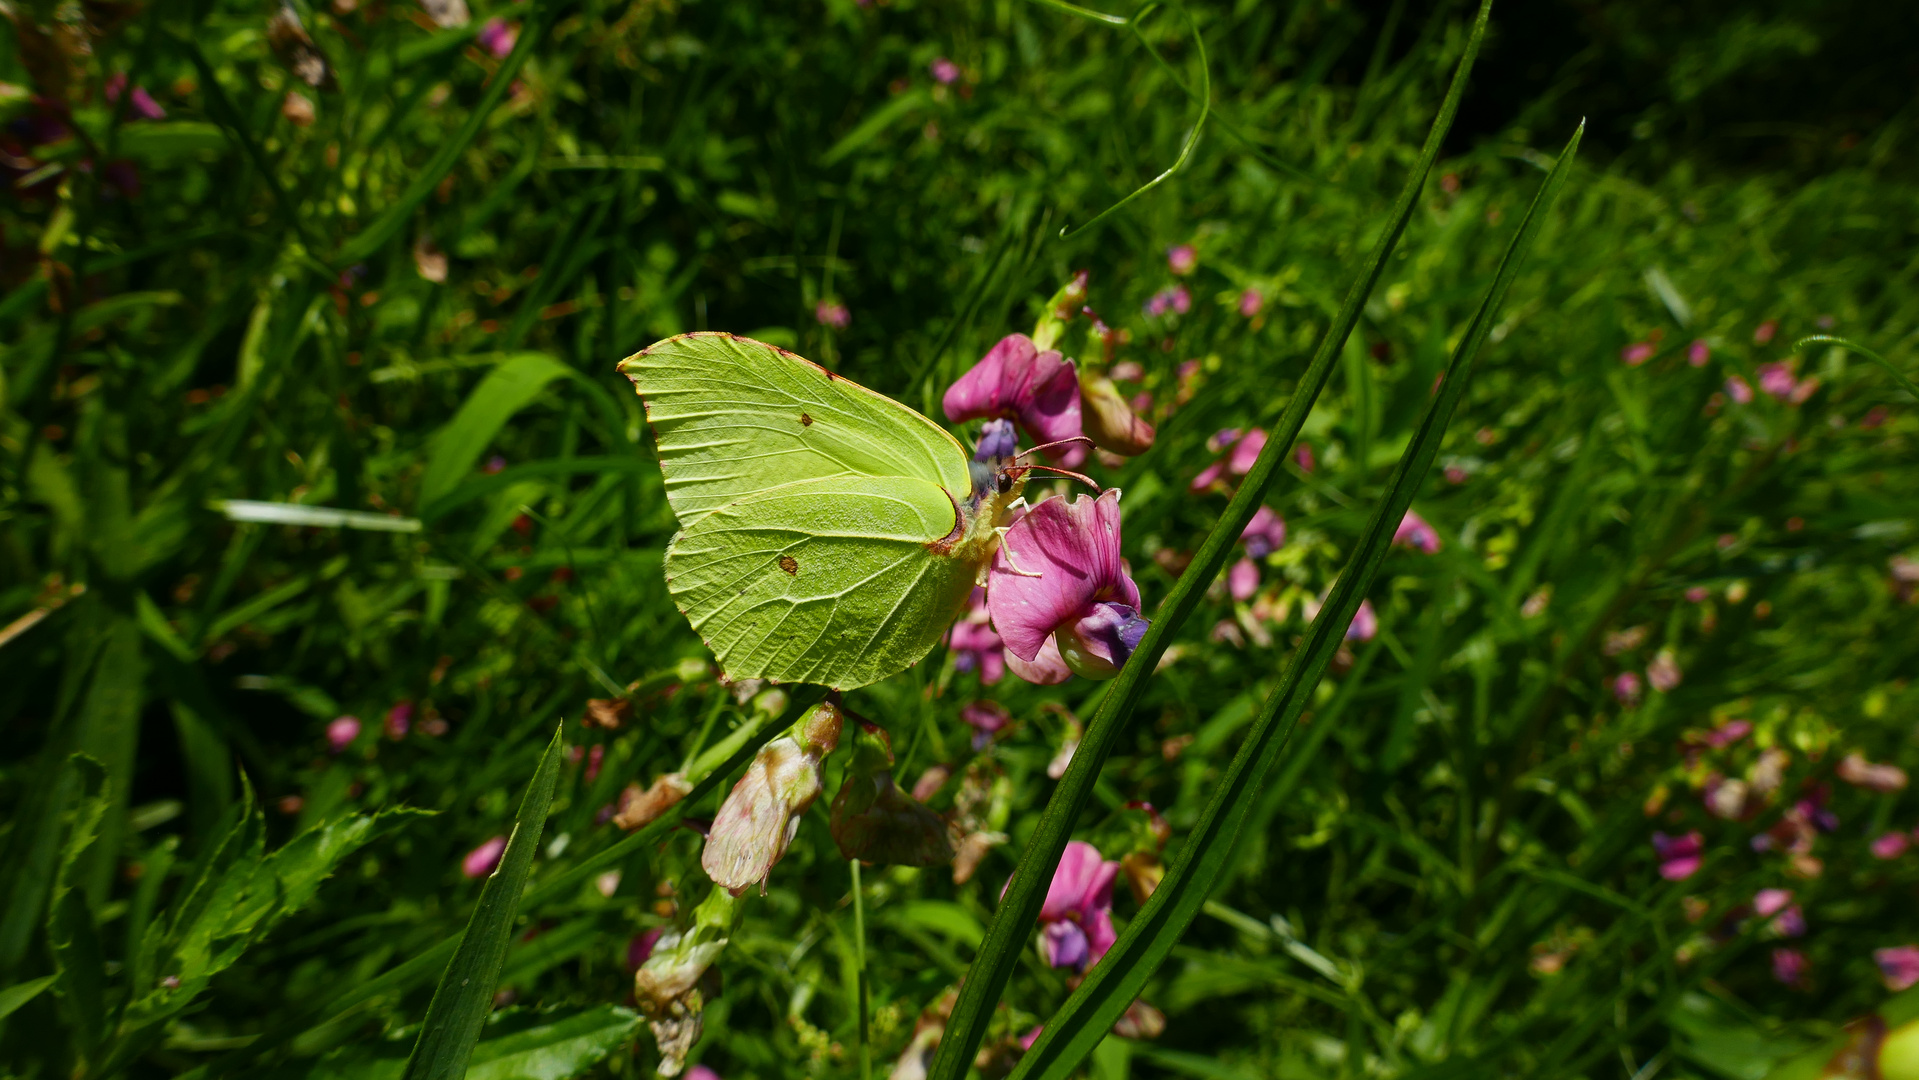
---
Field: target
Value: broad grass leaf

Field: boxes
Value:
[419,353,573,510]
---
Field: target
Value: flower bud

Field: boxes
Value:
[636,887,743,1076]
[701,702,842,894]
[614,773,693,831]
[1078,371,1154,456]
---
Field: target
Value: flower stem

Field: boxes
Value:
[851,858,872,1080]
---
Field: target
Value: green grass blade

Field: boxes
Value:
[418,353,573,509]
[1008,119,1584,1080]
[399,725,564,1080]
[921,6,1495,1079]
[1793,334,1919,401]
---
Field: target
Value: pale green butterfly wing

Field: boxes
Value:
[666,475,977,691]
[618,332,974,526]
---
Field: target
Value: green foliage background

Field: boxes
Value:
[2,0,1916,1077]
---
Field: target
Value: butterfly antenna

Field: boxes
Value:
[1016,462,1103,493]
[1012,436,1095,461]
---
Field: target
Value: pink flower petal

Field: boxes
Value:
[1084,907,1118,967]
[943,334,1083,453]
[1240,506,1287,558]
[987,490,1138,662]
[1056,602,1149,679]
[1875,946,1919,991]
[1227,428,1267,475]
[1229,558,1260,601]
[462,835,508,878]
[1042,840,1108,920]
[1004,638,1072,684]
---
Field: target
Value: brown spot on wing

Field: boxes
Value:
[800,412,813,426]
[779,556,799,575]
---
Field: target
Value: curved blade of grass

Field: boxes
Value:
[1058,3,1210,241]
[922,6,1493,1080]
[399,725,564,1080]
[1793,335,1919,401]
[1011,120,1584,1080]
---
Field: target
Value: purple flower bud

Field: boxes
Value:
[1725,376,1754,404]
[1238,288,1264,317]
[1770,946,1806,987]
[477,16,517,57]
[815,299,850,330]
[462,835,507,878]
[1228,558,1260,602]
[1652,830,1702,880]
[1621,342,1654,366]
[1687,339,1710,367]
[386,701,414,739]
[974,418,1019,462]
[326,715,361,752]
[1393,510,1441,554]
[1614,672,1643,707]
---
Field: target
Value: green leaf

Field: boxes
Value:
[400,725,565,1080]
[924,6,1498,1078]
[1793,334,1919,402]
[116,122,229,163]
[820,88,928,167]
[46,755,110,1060]
[1010,120,1584,1080]
[291,1005,644,1080]
[0,974,58,1026]
[418,353,574,509]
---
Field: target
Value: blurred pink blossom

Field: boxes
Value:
[1754,320,1778,345]
[1190,428,1266,491]
[1725,376,1753,404]
[1757,362,1797,400]
[626,927,666,970]
[1687,339,1710,367]
[105,72,167,119]
[1753,888,1791,918]
[930,58,960,85]
[326,715,361,752]
[1685,585,1710,602]
[1621,341,1654,366]
[1876,946,1919,991]
[815,299,850,330]
[948,589,1005,684]
[1346,599,1378,643]
[1228,558,1260,602]
[1653,831,1702,880]
[386,701,414,739]
[1033,840,1119,971]
[1771,946,1807,987]
[1240,506,1287,558]
[1294,442,1316,473]
[1166,244,1197,276]
[477,17,517,58]
[1837,752,1908,793]
[1647,649,1681,693]
[1704,720,1751,748]
[962,701,1011,750]
[462,835,507,878]
[1238,288,1264,317]
[687,1066,722,1080]
[1393,510,1441,554]
[1871,832,1909,860]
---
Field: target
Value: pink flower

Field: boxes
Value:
[1753,888,1792,917]
[1837,752,1908,793]
[1704,720,1751,748]
[815,299,850,330]
[1757,362,1797,400]
[1647,649,1682,693]
[1166,244,1197,276]
[987,489,1148,681]
[687,1066,722,1080]
[1754,320,1778,345]
[930,58,960,85]
[1238,288,1263,317]
[1871,832,1910,860]
[106,73,167,119]
[1687,339,1710,367]
[1876,946,1919,991]
[1144,286,1191,317]
[703,702,843,894]
[1771,946,1806,987]
[1191,428,1269,491]
[943,334,1083,461]
[1005,637,1073,685]
[1685,585,1710,602]
[1294,442,1316,473]
[1614,672,1643,707]
[1393,510,1441,554]
[462,835,508,878]
[1346,598,1378,642]
[947,589,1005,683]
[477,16,517,58]
[962,701,1011,750]
[386,701,414,739]
[1652,831,1702,880]
[1240,506,1287,558]
[1035,841,1120,971]
[1228,558,1260,602]
[326,715,361,752]
[1725,376,1753,404]
[1621,342,1654,366]
[627,927,666,969]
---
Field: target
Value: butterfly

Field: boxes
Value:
[620,333,1027,691]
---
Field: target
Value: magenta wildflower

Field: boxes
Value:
[1621,341,1655,366]
[1238,288,1264,317]
[627,927,666,970]
[1753,887,1791,918]
[1190,428,1266,491]
[1346,598,1378,643]
[1295,442,1316,473]
[1876,946,1919,991]
[477,16,517,57]
[1166,244,1197,276]
[1393,510,1441,554]
[962,701,1011,750]
[1725,376,1753,404]
[943,333,1083,461]
[1771,946,1807,987]
[947,588,1005,683]
[1685,585,1710,602]
[1036,840,1119,971]
[462,835,507,878]
[1754,320,1778,345]
[1687,339,1710,367]
[1228,558,1260,602]
[1240,506,1287,558]
[326,715,361,752]
[987,489,1149,681]
[1653,831,1702,880]
[1757,362,1797,400]
[1614,672,1643,707]
[1871,833,1910,860]
[815,299,851,330]
[686,1065,721,1080]
[106,73,166,119]
[1837,752,1908,792]
[1704,719,1751,748]
[930,57,960,85]
[385,701,414,739]
[1144,285,1191,317]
